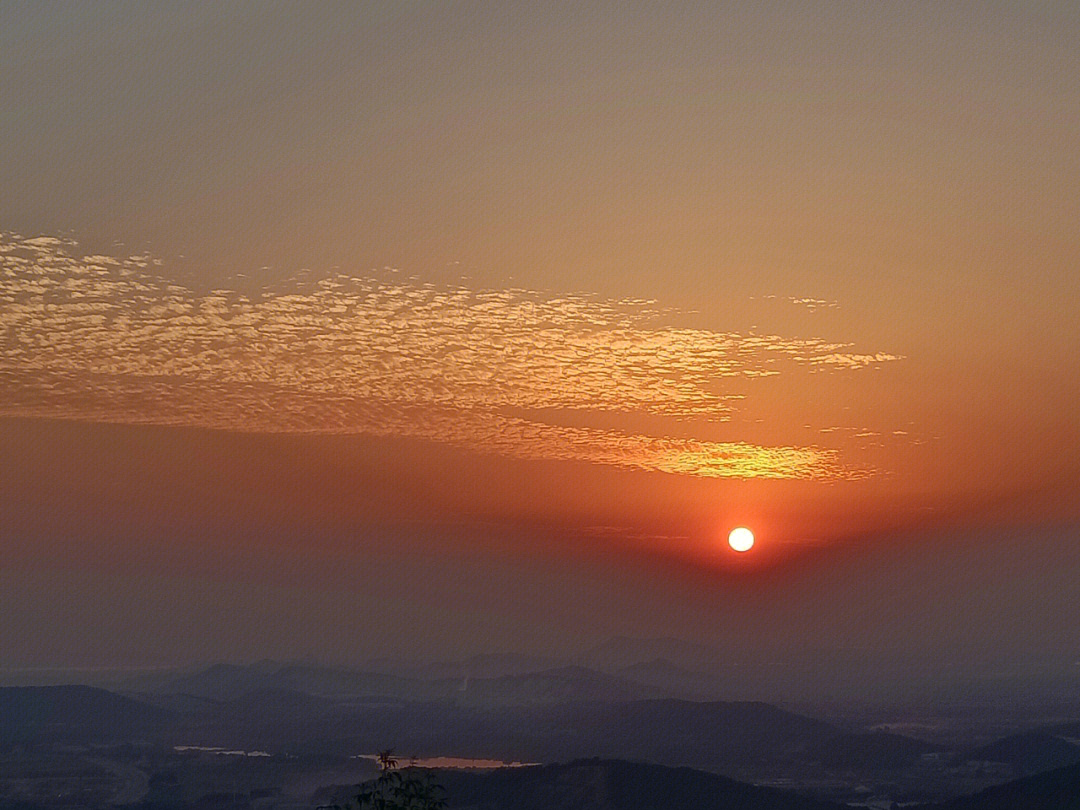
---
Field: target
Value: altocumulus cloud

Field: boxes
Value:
[0,233,901,479]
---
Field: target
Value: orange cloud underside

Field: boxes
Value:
[1,233,904,481]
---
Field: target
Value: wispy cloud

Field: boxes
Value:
[755,294,841,311]
[0,233,903,479]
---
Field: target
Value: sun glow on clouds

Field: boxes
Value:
[0,233,903,480]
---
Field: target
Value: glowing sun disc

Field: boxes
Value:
[728,527,755,552]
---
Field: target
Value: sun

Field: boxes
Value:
[728,526,755,552]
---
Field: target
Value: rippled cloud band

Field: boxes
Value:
[0,234,902,479]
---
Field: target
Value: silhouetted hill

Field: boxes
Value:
[581,637,721,671]
[614,658,719,698]
[264,698,839,777]
[150,660,669,709]
[157,662,413,701]
[119,670,842,776]
[0,685,172,743]
[441,759,846,809]
[931,759,1080,809]
[450,666,663,706]
[363,653,562,680]
[559,700,838,768]
[968,731,1080,775]
[818,731,936,769]
[125,690,223,714]
[218,687,338,717]
[317,760,845,810]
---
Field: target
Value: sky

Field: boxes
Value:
[1,2,1079,671]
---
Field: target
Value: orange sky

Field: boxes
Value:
[1,2,1078,666]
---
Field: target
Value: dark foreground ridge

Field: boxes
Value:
[317,759,846,810]
[966,731,1080,776]
[929,759,1080,809]
[0,686,174,744]
[315,758,1080,810]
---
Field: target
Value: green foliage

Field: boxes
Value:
[355,766,448,810]
[325,749,447,810]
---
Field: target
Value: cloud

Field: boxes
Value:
[756,295,840,310]
[811,352,904,368]
[0,233,901,479]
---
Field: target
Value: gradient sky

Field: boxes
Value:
[1,2,1078,670]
